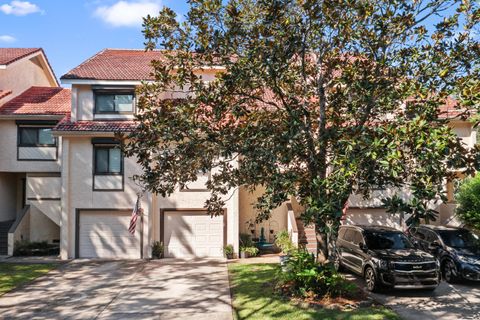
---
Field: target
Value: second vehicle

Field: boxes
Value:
[334,225,440,292]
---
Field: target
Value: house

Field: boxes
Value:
[1,48,475,259]
[0,48,70,256]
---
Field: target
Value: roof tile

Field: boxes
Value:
[54,115,137,132]
[61,49,168,81]
[0,48,42,65]
[0,87,70,116]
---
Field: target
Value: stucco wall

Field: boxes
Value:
[60,135,239,258]
[62,136,150,258]
[0,172,17,222]
[0,121,61,172]
[238,187,288,242]
[29,205,59,242]
[0,54,56,105]
[451,121,476,148]
[344,208,404,230]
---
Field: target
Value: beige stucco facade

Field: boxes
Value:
[0,51,57,105]
[58,134,239,259]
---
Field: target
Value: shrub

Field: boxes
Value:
[223,244,234,258]
[151,241,164,259]
[14,240,59,256]
[239,233,254,247]
[242,246,259,256]
[456,174,480,231]
[277,249,356,298]
[275,230,295,255]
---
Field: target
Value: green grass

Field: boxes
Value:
[228,263,401,320]
[0,263,57,295]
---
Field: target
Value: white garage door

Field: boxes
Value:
[78,210,141,259]
[164,211,224,258]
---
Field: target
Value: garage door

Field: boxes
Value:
[164,211,224,258]
[78,210,141,259]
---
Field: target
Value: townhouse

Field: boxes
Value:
[0,48,69,256]
[0,48,475,259]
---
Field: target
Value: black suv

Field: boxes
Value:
[334,225,440,292]
[408,225,480,283]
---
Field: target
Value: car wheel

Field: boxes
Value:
[443,260,459,283]
[364,267,380,292]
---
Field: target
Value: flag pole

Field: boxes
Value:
[139,192,144,259]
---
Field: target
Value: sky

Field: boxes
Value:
[0,0,189,82]
[0,1,476,86]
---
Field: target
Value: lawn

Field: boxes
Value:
[228,263,400,320]
[0,263,57,295]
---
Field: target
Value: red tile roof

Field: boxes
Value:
[61,49,169,81]
[54,115,137,132]
[0,87,70,116]
[0,48,42,65]
[0,90,12,100]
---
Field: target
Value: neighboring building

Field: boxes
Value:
[0,48,475,259]
[0,48,69,256]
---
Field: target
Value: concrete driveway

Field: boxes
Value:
[344,272,480,320]
[0,259,233,320]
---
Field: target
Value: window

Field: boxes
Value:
[364,231,414,250]
[424,230,440,243]
[19,127,55,146]
[94,146,122,174]
[343,229,355,243]
[94,91,134,113]
[352,231,364,246]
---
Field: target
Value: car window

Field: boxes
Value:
[364,231,415,250]
[424,230,439,243]
[353,231,364,246]
[343,229,354,243]
[438,230,480,248]
[414,228,427,240]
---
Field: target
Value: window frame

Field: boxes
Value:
[18,126,56,147]
[93,144,124,176]
[93,89,136,115]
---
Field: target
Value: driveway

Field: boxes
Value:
[0,259,233,320]
[343,272,480,320]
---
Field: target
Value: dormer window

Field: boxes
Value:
[93,87,135,114]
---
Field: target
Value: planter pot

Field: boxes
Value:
[240,251,250,259]
[226,253,234,259]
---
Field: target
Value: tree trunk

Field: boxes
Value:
[316,231,329,262]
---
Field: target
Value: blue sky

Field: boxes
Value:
[0,1,476,85]
[0,0,188,82]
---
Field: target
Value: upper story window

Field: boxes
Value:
[94,89,135,114]
[19,127,56,147]
[92,138,124,191]
[16,121,58,161]
[94,145,123,175]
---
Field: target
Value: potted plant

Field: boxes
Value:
[223,244,234,259]
[239,246,259,258]
[151,241,164,259]
[275,230,295,266]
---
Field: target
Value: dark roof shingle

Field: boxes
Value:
[54,115,137,132]
[0,87,70,116]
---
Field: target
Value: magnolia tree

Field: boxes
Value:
[123,0,480,260]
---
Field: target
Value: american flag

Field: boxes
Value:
[128,196,141,234]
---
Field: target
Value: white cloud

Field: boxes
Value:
[94,1,161,28]
[0,1,42,16]
[0,35,16,42]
